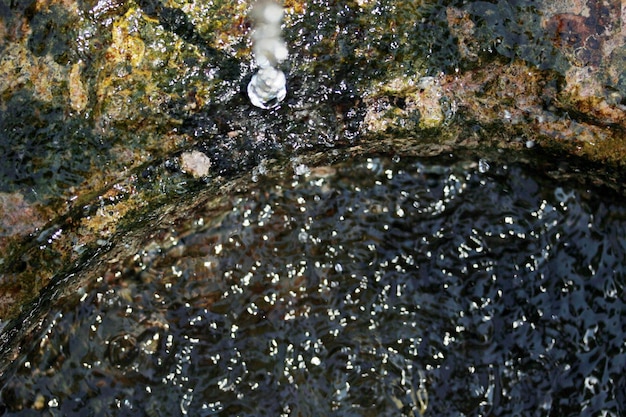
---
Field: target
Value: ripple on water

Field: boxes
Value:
[0,155,625,416]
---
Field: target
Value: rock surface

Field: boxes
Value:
[0,0,625,318]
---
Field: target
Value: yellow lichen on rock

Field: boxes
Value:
[108,9,146,68]
[94,7,158,129]
[0,17,6,49]
[0,44,31,100]
[364,75,448,133]
[69,61,89,112]
[79,176,142,239]
[0,43,66,104]
[170,0,248,55]
[559,66,626,126]
[412,77,446,129]
[31,55,66,103]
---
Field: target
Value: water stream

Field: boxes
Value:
[0,151,624,416]
[247,0,288,109]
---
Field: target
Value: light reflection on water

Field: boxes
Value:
[1,155,625,416]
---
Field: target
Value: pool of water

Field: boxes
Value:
[0,152,625,416]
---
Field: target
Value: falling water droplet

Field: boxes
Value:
[247,0,288,109]
[478,159,490,173]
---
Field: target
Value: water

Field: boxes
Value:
[1,152,625,416]
[1,0,626,413]
[247,0,288,109]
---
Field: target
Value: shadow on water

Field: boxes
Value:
[0,149,625,416]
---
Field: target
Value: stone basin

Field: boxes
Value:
[0,0,625,415]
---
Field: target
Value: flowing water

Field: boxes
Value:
[0,152,624,416]
[247,0,288,108]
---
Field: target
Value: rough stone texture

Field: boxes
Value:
[181,150,212,178]
[0,0,626,318]
[0,192,47,239]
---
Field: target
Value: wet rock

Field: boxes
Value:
[0,0,625,325]
[68,61,88,112]
[542,0,622,67]
[0,192,46,240]
[364,75,448,132]
[446,6,479,62]
[559,66,626,126]
[180,150,212,178]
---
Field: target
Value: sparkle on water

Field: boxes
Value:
[0,153,625,416]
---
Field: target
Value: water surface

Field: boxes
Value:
[1,152,625,416]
